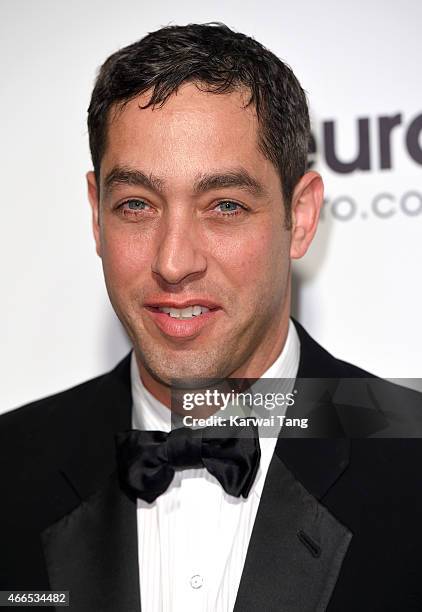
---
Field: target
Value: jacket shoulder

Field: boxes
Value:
[0,353,132,443]
[0,354,132,533]
[292,318,376,378]
[0,372,107,432]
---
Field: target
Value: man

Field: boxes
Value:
[1,22,422,612]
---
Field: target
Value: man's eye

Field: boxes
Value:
[122,199,150,211]
[214,201,243,214]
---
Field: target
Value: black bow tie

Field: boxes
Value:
[115,425,261,503]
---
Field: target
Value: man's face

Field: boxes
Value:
[89,84,303,385]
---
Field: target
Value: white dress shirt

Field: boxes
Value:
[131,319,300,612]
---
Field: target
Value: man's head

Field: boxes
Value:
[88,23,311,221]
[86,23,323,395]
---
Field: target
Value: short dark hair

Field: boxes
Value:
[87,22,310,222]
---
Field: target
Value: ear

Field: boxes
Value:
[86,171,102,258]
[290,171,324,259]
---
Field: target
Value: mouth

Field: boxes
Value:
[144,300,221,339]
[148,304,212,318]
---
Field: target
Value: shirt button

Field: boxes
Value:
[190,574,203,589]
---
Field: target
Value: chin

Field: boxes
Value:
[138,344,233,387]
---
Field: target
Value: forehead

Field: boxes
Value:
[101,83,272,185]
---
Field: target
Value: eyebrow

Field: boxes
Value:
[103,165,267,198]
[103,167,165,196]
[193,169,267,197]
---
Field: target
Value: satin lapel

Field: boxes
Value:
[234,320,355,611]
[234,451,352,612]
[41,353,140,611]
[41,472,141,612]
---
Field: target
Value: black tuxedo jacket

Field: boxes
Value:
[1,320,422,611]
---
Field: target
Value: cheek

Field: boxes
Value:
[100,225,152,288]
[214,221,289,291]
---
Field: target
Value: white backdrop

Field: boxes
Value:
[1,0,421,414]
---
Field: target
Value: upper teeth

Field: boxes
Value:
[158,305,210,319]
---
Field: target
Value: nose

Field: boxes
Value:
[151,211,207,285]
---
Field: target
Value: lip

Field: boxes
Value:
[144,299,221,339]
[144,297,221,310]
